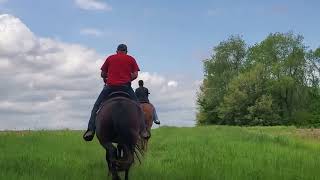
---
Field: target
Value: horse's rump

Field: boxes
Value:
[95,97,147,178]
[140,103,154,131]
[96,97,142,144]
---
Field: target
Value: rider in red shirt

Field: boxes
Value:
[101,51,140,86]
[83,44,148,141]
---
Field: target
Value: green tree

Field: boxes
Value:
[304,48,320,126]
[217,63,279,125]
[247,33,308,124]
[197,33,320,127]
[197,36,247,125]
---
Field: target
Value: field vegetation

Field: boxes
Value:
[1,126,320,180]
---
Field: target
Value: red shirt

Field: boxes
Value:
[101,53,140,86]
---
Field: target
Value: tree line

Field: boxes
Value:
[197,32,320,126]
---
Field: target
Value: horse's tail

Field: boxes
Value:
[111,100,132,146]
[111,99,144,163]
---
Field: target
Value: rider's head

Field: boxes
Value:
[138,80,144,87]
[116,44,128,54]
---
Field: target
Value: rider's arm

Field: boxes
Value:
[130,57,140,81]
[101,71,108,84]
[131,71,138,80]
[101,71,107,79]
[100,57,109,80]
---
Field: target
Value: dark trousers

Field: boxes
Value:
[87,84,143,132]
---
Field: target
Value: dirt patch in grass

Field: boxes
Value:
[297,128,320,140]
[0,130,32,136]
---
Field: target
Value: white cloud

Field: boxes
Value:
[0,14,102,130]
[0,14,198,130]
[135,72,166,87]
[80,28,103,37]
[75,0,112,11]
[133,74,198,127]
[0,14,37,55]
[167,80,178,88]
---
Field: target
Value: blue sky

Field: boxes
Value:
[2,0,320,79]
[0,0,320,129]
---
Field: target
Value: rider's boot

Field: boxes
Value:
[154,119,160,125]
[153,108,160,125]
[83,129,95,141]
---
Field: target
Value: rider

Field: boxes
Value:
[83,44,149,141]
[135,80,160,125]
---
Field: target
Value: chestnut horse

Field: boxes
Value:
[140,103,156,149]
[95,97,146,180]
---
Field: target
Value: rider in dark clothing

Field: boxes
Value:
[135,81,150,103]
[135,80,160,124]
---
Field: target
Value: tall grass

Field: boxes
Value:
[1,126,320,180]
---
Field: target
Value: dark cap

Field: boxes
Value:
[117,44,127,52]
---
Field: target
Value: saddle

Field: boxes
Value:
[139,100,150,104]
[103,89,140,107]
[96,90,132,115]
[107,84,132,99]
[108,91,131,99]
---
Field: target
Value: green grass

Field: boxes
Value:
[1,126,320,180]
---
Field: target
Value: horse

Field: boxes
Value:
[95,95,146,180]
[140,103,156,150]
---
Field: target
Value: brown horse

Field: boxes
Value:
[95,96,146,180]
[140,103,155,149]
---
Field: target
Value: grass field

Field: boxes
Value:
[1,126,320,180]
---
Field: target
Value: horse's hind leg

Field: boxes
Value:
[105,151,111,176]
[125,168,130,180]
[105,143,120,180]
